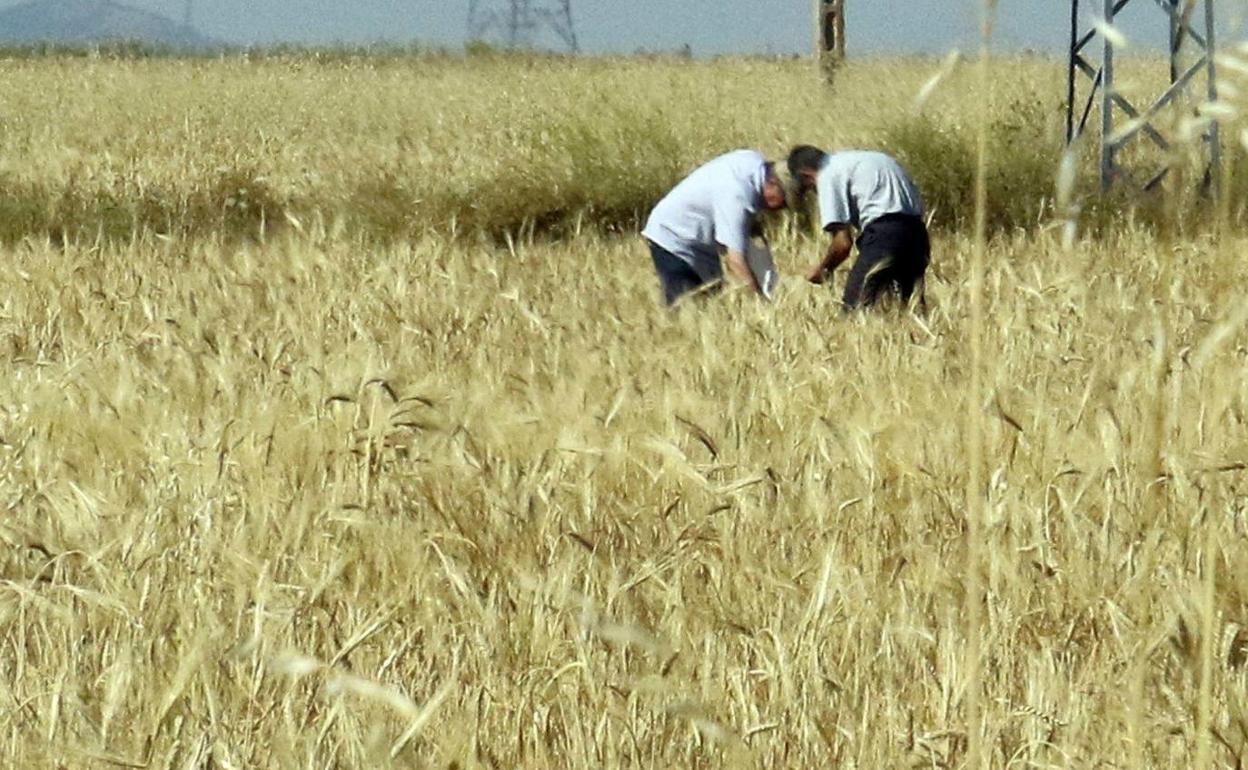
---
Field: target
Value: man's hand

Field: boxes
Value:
[724,248,761,294]
[807,225,854,284]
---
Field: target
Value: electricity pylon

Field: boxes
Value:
[468,0,579,53]
[1066,0,1220,192]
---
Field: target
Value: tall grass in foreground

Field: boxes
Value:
[2,220,1248,767]
[962,2,997,766]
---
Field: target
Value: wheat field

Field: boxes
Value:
[2,50,1248,769]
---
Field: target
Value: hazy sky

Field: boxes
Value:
[9,0,1248,53]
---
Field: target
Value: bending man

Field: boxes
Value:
[787,145,929,310]
[642,149,788,306]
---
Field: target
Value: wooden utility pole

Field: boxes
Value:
[815,0,845,81]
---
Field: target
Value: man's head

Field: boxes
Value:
[762,162,788,211]
[787,145,829,194]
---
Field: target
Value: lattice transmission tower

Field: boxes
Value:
[1066,0,1221,192]
[467,0,579,52]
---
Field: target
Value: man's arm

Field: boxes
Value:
[724,248,761,293]
[807,224,854,284]
[711,189,763,295]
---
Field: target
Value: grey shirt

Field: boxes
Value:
[642,149,766,281]
[817,150,924,231]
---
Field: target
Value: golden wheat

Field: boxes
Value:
[0,51,1247,769]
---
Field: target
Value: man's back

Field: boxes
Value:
[817,150,924,230]
[643,149,766,279]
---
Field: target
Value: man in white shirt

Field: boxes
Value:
[786,145,930,310]
[642,149,788,305]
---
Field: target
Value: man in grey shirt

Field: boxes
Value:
[642,149,788,305]
[787,145,930,310]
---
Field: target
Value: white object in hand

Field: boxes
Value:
[745,240,779,299]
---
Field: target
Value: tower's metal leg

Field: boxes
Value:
[1168,0,1180,83]
[1204,0,1221,194]
[1067,0,1080,144]
[1101,0,1117,189]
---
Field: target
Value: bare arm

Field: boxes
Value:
[807,225,854,284]
[724,248,761,294]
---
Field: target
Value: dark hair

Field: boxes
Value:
[787,144,828,177]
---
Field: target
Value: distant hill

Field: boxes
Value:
[0,0,215,48]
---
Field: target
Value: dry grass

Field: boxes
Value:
[2,49,1241,244]
[0,53,1074,242]
[2,51,1248,769]
[4,224,1248,767]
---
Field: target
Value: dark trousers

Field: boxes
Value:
[648,240,717,306]
[843,214,930,310]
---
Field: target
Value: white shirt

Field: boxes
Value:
[817,150,924,230]
[642,149,767,280]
